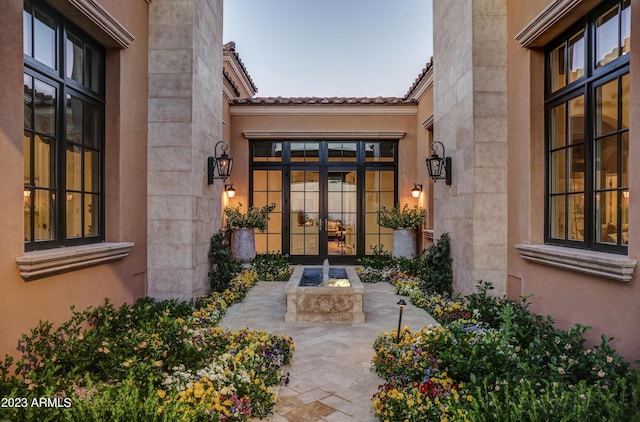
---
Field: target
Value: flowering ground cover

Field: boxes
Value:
[366,271,640,421]
[0,269,294,421]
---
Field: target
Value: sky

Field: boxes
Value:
[223,0,433,98]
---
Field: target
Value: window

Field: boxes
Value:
[545,0,629,253]
[23,0,105,250]
[249,141,397,259]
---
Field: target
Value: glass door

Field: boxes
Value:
[289,169,358,262]
[251,140,397,263]
[327,171,357,257]
[290,170,321,257]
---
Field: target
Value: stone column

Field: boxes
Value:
[147,0,224,300]
[433,0,508,295]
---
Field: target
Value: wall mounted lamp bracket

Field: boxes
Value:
[426,141,452,186]
[208,141,233,184]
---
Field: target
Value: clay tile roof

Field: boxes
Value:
[404,57,434,99]
[231,96,417,105]
[223,41,258,93]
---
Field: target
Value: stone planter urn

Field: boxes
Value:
[392,229,417,259]
[231,228,256,267]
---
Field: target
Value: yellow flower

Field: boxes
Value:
[157,389,166,399]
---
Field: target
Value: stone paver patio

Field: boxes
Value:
[219,277,438,422]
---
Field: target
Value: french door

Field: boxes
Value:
[289,168,358,263]
[251,140,397,264]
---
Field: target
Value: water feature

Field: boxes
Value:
[285,260,364,323]
[298,260,351,287]
[299,268,323,286]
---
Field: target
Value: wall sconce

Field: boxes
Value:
[426,141,452,185]
[23,190,31,204]
[225,183,236,198]
[411,183,422,198]
[208,141,233,184]
[396,299,407,343]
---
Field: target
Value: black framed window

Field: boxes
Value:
[249,141,397,258]
[23,0,105,250]
[545,0,629,253]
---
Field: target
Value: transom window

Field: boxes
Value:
[23,0,105,250]
[545,0,629,253]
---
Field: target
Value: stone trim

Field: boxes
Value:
[47,0,135,48]
[515,0,587,47]
[243,130,406,140]
[422,114,434,130]
[515,244,636,282]
[16,242,135,281]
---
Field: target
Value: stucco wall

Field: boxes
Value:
[0,0,149,358]
[148,0,224,300]
[413,74,434,244]
[506,0,640,361]
[228,106,420,215]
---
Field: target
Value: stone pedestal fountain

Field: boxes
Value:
[285,260,365,323]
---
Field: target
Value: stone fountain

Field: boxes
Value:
[285,259,365,323]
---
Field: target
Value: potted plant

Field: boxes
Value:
[377,203,427,258]
[224,203,276,266]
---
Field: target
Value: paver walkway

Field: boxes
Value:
[219,279,438,422]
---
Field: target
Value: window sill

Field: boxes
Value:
[16,242,134,281]
[515,244,636,282]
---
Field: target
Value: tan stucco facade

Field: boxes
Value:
[434,0,640,361]
[0,0,226,359]
[1,0,152,358]
[227,105,422,214]
[407,61,435,247]
[506,0,640,361]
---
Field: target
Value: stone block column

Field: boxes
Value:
[433,0,508,295]
[147,0,224,300]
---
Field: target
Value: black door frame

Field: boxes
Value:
[250,140,398,265]
[285,165,359,265]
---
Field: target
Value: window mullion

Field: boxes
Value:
[58,85,66,246]
[584,83,594,249]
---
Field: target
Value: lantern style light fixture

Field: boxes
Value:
[225,183,236,198]
[411,183,422,198]
[426,141,452,185]
[208,141,233,184]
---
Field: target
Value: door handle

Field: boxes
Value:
[318,219,323,230]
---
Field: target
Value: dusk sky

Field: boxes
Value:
[223,0,433,98]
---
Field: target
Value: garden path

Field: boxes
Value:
[219,278,438,422]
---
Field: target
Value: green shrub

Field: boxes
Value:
[358,233,453,296]
[358,245,393,269]
[251,251,293,281]
[0,270,294,421]
[208,229,240,292]
[418,232,452,295]
[465,375,640,422]
[369,279,639,421]
[224,203,275,231]
[376,203,427,230]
